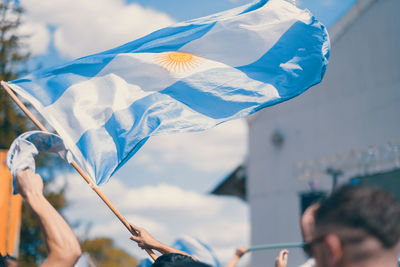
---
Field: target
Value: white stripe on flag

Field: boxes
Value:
[180,0,311,66]
[41,53,280,145]
[7,0,329,184]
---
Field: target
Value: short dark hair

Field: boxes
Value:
[152,253,211,267]
[315,184,400,248]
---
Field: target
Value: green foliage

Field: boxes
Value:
[81,237,138,267]
[0,0,30,149]
[0,1,29,81]
[0,88,28,148]
[0,2,49,266]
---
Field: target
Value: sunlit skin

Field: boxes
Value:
[311,233,400,267]
[303,210,400,267]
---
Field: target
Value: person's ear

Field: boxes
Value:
[325,234,343,264]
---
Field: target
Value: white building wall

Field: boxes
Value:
[247,0,400,265]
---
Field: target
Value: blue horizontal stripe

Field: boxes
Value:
[76,119,150,184]
[237,20,329,100]
[10,22,216,107]
[75,71,278,183]
[16,0,330,185]
[159,68,275,119]
[239,0,269,15]
[97,23,216,55]
[102,93,207,183]
[74,19,329,184]
[78,91,210,184]
[75,128,118,182]
[157,22,329,120]
[104,94,164,162]
[11,55,114,106]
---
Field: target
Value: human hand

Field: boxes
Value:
[235,247,248,258]
[129,225,161,250]
[225,247,248,267]
[15,169,44,199]
[301,203,320,243]
[275,249,288,267]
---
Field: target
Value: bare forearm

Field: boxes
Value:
[26,192,81,266]
[225,255,240,267]
[151,241,191,256]
[130,226,192,258]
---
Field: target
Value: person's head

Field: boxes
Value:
[0,254,18,267]
[151,253,211,267]
[309,185,400,267]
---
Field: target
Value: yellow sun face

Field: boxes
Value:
[154,52,202,73]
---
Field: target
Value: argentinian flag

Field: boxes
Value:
[8,0,330,185]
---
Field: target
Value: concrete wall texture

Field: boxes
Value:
[247,0,400,265]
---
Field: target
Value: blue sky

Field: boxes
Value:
[16,0,357,265]
[125,0,357,27]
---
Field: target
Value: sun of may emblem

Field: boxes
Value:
[154,52,202,73]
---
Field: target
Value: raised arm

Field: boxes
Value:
[225,247,248,267]
[16,169,81,267]
[129,225,191,257]
[275,249,289,267]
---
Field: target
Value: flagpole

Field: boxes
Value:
[248,242,306,251]
[1,81,157,261]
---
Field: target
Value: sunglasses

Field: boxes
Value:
[303,232,368,256]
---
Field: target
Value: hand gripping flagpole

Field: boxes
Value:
[1,81,157,261]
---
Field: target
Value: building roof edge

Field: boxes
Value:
[329,0,379,44]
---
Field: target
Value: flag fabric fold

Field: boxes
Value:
[137,236,220,267]
[6,131,72,193]
[172,236,220,267]
[7,0,330,185]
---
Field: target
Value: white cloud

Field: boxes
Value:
[190,221,249,247]
[134,119,248,173]
[89,214,169,241]
[0,2,51,57]
[62,172,223,218]
[54,172,249,262]
[18,21,51,56]
[20,0,175,59]
[101,181,224,217]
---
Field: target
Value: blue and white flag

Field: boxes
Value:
[137,236,220,267]
[7,131,72,193]
[7,0,330,185]
[172,236,220,267]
